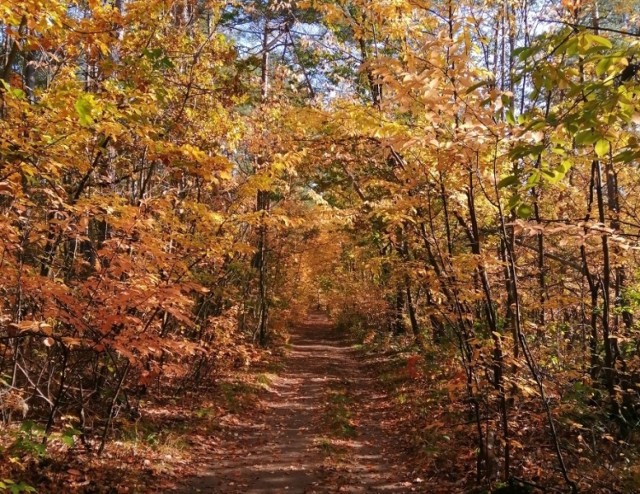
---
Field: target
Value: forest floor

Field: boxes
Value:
[2,313,475,493]
[176,312,425,493]
[2,319,632,493]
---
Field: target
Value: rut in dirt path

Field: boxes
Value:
[179,313,419,493]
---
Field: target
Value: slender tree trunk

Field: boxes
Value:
[256,17,271,346]
[595,159,617,412]
[466,168,509,481]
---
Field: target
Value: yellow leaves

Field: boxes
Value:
[271,150,306,176]
[148,144,234,184]
[0,5,24,26]
[94,38,112,57]
[209,211,225,224]
[595,139,611,158]
[181,144,208,163]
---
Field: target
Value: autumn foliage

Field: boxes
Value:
[3,0,640,492]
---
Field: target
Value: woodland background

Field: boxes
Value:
[2,0,640,492]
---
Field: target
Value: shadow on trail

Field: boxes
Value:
[178,313,416,493]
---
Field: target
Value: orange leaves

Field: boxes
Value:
[7,320,53,337]
[561,0,583,15]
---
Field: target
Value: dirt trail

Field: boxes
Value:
[179,313,418,493]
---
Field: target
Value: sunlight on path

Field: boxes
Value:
[177,313,416,493]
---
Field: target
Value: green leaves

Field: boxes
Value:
[574,130,599,146]
[613,149,640,163]
[516,203,533,219]
[574,134,612,160]
[465,80,490,94]
[0,80,26,100]
[498,175,532,218]
[596,56,613,77]
[142,48,175,70]
[513,44,544,61]
[60,426,81,447]
[585,33,612,50]
[0,479,36,494]
[561,31,613,57]
[498,175,519,189]
[74,94,96,127]
[548,160,572,183]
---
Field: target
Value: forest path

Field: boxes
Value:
[178,313,419,493]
